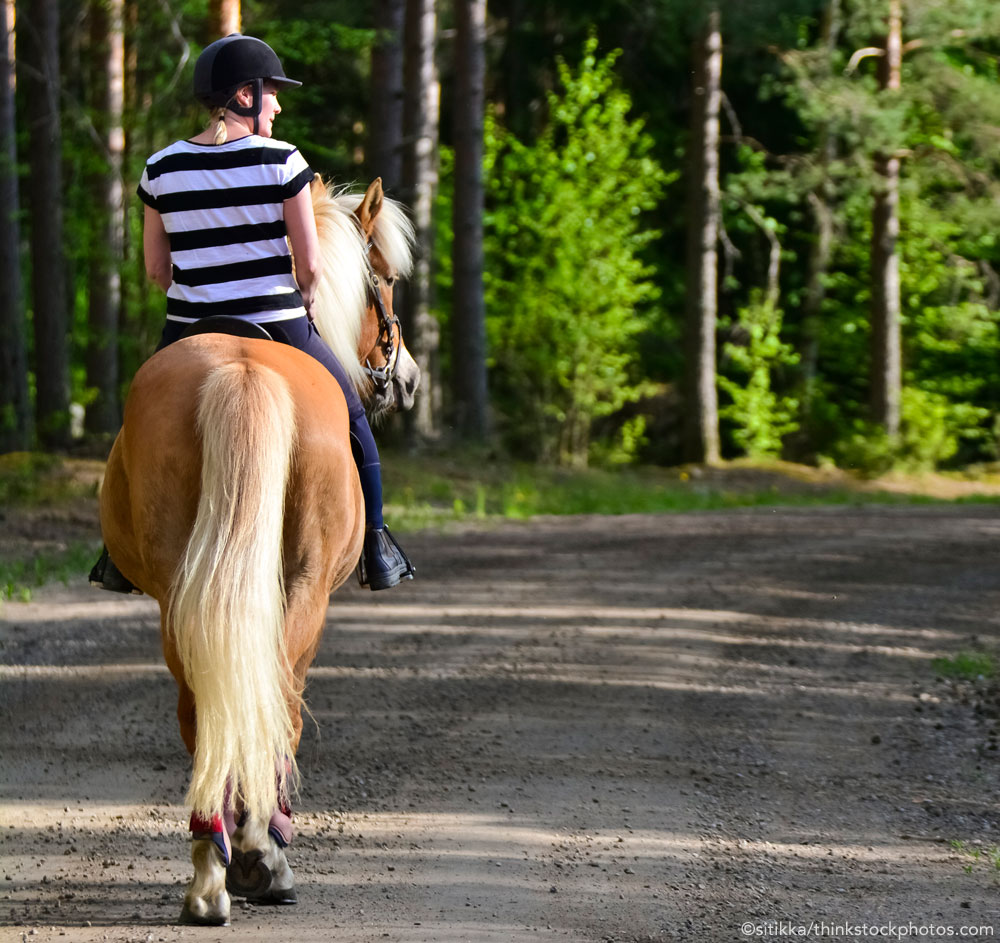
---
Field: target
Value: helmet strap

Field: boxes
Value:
[226,77,263,135]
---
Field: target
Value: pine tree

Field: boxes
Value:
[451,0,489,441]
[483,37,669,464]
[0,0,30,450]
[402,0,442,440]
[21,0,71,448]
[85,0,125,436]
[683,7,723,464]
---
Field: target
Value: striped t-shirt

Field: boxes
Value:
[137,136,314,324]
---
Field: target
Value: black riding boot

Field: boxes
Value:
[356,526,415,591]
[89,546,142,595]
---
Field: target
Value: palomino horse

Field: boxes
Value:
[97,177,415,926]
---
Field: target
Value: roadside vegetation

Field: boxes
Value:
[5,448,1000,601]
[932,652,997,682]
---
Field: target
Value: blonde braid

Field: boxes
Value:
[210,107,228,145]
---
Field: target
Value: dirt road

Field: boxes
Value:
[2,506,1000,942]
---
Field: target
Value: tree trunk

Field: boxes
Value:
[400,0,441,440]
[209,0,239,37]
[0,0,31,451]
[870,0,902,438]
[451,0,489,440]
[85,0,124,436]
[370,0,405,194]
[682,8,722,464]
[799,0,840,448]
[21,0,70,448]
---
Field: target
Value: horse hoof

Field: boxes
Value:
[253,884,297,906]
[226,847,272,898]
[178,901,230,927]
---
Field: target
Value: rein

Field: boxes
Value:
[361,242,400,394]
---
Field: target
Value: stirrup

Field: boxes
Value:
[356,526,414,591]
[89,547,142,595]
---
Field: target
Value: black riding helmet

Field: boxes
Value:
[193,34,301,133]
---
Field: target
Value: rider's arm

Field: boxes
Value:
[285,185,322,318]
[143,205,172,292]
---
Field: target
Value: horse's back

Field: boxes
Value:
[101,334,363,602]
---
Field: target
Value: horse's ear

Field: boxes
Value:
[356,178,384,238]
[310,173,325,196]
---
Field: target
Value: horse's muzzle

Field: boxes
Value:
[391,348,420,413]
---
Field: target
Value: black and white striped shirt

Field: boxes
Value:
[137,136,314,324]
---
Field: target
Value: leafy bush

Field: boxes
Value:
[482,36,671,466]
[833,386,988,474]
[719,292,800,459]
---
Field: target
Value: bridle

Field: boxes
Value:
[361,241,400,395]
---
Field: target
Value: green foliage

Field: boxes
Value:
[0,452,98,506]
[13,0,1000,479]
[482,36,672,465]
[746,2,1000,470]
[951,841,1000,877]
[0,452,62,505]
[247,5,374,175]
[0,544,99,603]
[378,447,953,531]
[831,387,987,475]
[932,651,997,680]
[719,292,800,459]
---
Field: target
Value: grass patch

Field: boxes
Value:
[951,840,1000,876]
[932,651,997,681]
[6,449,1000,591]
[379,450,975,531]
[0,452,102,507]
[0,543,101,603]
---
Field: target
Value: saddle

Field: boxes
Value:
[180,316,289,345]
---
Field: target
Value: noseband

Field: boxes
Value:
[362,243,400,395]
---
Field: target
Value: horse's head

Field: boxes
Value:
[353,179,420,420]
[308,176,418,424]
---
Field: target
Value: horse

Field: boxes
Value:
[97,176,416,926]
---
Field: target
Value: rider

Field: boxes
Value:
[90,34,413,592]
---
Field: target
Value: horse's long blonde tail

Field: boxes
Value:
[168,361,299,822]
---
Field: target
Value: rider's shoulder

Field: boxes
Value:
[256,136,302,158]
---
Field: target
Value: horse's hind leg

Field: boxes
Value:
[179,824,232,926]
[227,806,297,905]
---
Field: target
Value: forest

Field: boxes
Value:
[3,0,1000,474]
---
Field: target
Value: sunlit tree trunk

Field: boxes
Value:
[209,0,239,37]
[870,0,902,438]
[21,0,70,448]
[401,0,441,440]
[370,0,405,194]
[682,7,722,464]
[85,0,124,436]
[451,0,489,440]
[0,0,30,450]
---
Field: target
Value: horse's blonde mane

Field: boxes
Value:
[308,177,414,397]
[335,190,415,279]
